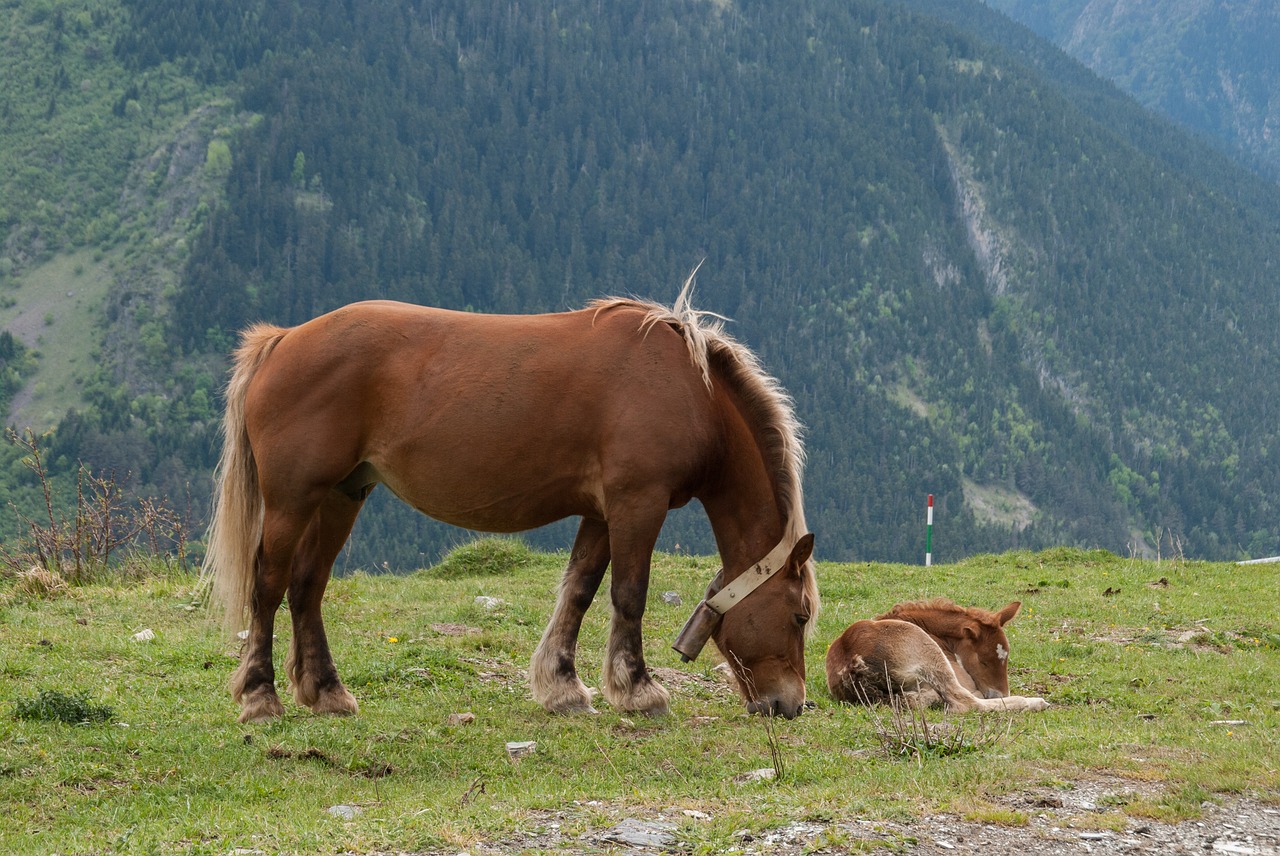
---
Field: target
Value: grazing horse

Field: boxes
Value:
[826,599,1048,712]
[202,281,819,723]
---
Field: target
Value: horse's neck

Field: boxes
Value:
[697,371,798,577]
[916,624,978,690]
[700,447,788,576]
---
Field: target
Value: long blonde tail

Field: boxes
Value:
[200,323,289,632]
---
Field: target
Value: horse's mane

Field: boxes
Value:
[588,270,817,627]
[878,598,1002,636]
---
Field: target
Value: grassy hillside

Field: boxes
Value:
[1,543,1276,853]
[0,249,113,429]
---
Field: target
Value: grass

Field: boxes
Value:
[0,543,1277,854]
[0,248,115,429]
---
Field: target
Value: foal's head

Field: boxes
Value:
[883,599,1023,699]
[712,534,817,719]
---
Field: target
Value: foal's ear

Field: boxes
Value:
[787,533,815,573]
[996,601,1022,626]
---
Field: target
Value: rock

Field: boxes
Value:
[732,767,777,784]
[601,818,676,848]
[506,740,537,760]
[327,804,361,820]
[475,596,504,610]
[446,712,476,726]
[661,591,683,605]
[132,628,155,642]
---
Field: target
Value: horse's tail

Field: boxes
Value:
[200,323,290,632]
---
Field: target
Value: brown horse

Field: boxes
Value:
[825,599,1048,712]
[202,282,819,722]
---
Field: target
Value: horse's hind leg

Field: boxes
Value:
[285,490,363,716]
[231,506,314,723]
[531,518,610,714]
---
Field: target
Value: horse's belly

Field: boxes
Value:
[375,448,603,533]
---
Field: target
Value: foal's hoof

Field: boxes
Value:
[1027,697,1050,711]
[238,690,285,723]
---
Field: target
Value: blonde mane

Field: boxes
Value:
[589,270,818,625]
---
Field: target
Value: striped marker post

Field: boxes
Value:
[925,494,934,567]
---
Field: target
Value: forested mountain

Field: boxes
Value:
[3,0,1278,567]
[981,0,1280,180]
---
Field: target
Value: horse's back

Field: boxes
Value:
[241,300,716,531]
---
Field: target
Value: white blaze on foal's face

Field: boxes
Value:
[996,642,1009,662]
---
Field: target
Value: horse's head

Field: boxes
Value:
[952,601,1022,699]
[708,534,816,719]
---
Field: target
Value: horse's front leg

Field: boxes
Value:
[600,508,670,716]
[530,518,610,714]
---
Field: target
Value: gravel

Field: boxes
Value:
[347,774,1279,855]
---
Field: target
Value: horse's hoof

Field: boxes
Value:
[311,685,359,716]
[548,701,600,715]
[1029,697,1050,711]
[611,682,670,717]
[535,677,599,715]
[238,691,285,723]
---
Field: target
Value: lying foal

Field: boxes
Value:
[825,599,1048,712]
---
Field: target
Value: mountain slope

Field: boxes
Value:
[3,0,1279,565]
[981,0,1280,180]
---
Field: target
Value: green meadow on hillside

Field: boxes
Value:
[1,542,1276,854]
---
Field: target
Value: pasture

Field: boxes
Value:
[1,542,1277,854]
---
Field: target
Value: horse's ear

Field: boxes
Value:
[788,533,815,574]
[996,601,1022,626]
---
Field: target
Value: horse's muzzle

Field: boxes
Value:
[747,696,805,719]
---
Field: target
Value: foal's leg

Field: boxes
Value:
[230,506,314,723]
[976,694,1050,712]
[285,490,363,716]
[920,662,1049,713]
[600,505,670,716]
[530,518,611,714]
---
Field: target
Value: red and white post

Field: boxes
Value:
[925,494,934,567]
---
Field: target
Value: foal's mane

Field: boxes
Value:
[588,272,818,624]
[878,598,1002,637]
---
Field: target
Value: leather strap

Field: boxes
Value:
[705,537,793,615]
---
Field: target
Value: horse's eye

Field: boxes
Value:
[794,613,810,627]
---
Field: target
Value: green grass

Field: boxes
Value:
[0,544,1276,854]
[0,248,114,429]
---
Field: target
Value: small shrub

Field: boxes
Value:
[859,688,1015,760]
[13,689,114,725]
[426,538,536,579]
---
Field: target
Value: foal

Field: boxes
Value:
[826,599,1048,712]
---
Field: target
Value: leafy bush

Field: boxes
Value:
[13,689,114,725]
